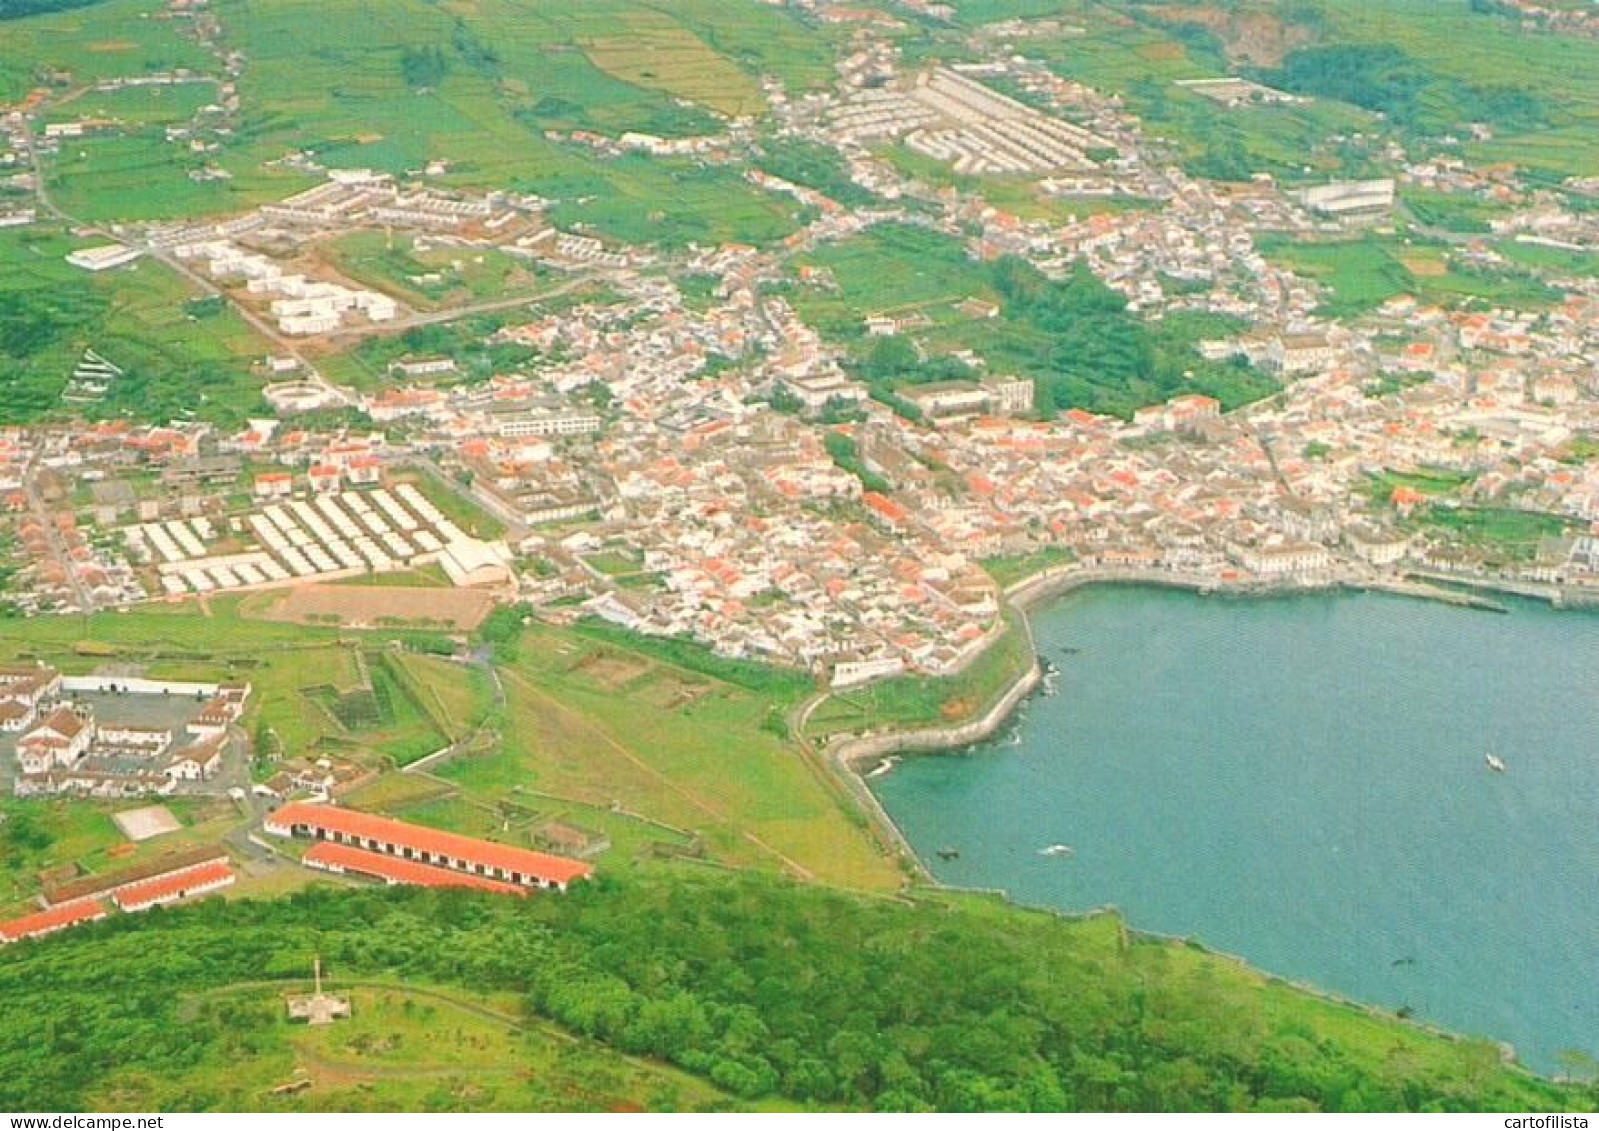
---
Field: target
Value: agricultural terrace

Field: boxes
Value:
[0,0,213,103]
[578,15,763,118]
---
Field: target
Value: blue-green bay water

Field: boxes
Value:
[871,587,1599,1071]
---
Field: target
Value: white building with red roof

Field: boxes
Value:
[112,859,235,913]
[17,706,94,773]
[266,803,593,892]
[0,901,107,946]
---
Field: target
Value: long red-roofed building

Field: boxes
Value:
[303,842,527,896]
[112,859,236,913]
[266,803,592,892]
[0,901,107,945]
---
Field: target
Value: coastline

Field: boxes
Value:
[827,565,1585,1074]
[825,562,1579,905]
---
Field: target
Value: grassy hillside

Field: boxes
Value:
[0,874,1585,1112]
[0,597,899,894]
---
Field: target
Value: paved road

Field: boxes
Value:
[22,451,95,613]
[317,272,602,343]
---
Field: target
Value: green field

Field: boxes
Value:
[1258,233,1561,317]
[578,13,764,118]
[6,0,1599,1111]
[1308,0,1599,180]
[0,599,465,769]
[0,227,275,424]
[324,231,555,311]
[1414,505,1571,565]
[437,617,898,890]
[0,595,895,887]
[42,81,217,127]
[9,0,833,241]
[979,546,1077,590]
[0,0,214,103]
[0,796,238,910]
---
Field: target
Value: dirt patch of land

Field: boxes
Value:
[1137,41,1187,62]
[113,805,181,842]
[572,651,651,690]
[1149,7,1314,67]
[1400,255,1450,278]
[251,584,498,631]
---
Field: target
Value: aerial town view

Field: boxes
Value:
[0,0,1597,1117]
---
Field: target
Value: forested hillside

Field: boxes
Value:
[0,873,1584,1112]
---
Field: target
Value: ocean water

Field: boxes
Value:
[871,586,1599,1071]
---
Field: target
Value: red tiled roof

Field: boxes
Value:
[30,706,86,741]
[44,845,227,906]
[270,803,592,886]
[0,900,107,944]
[304,842,527,896]
[113,859,235,910]
[862,491,909,524]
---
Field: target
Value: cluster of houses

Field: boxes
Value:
[4,665,249,798]
[7,6,1599,696]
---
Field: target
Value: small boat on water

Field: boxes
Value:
[865,756,900,779]
[1486,752,1507,773]
[1038,844,1074,858]
[936,846,961,861]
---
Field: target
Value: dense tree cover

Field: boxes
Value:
[0,289,102,421]
[822,429,891,494]
[832,254,1270,420]
[0,873,1583,1112]
[755,139,879,209]
[0,261,268,427]
[1261,44,1547,133]
[854,334,975,387]
[983,257,1273,418]
[1265,45,1429,122]
[400,46,448,91]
